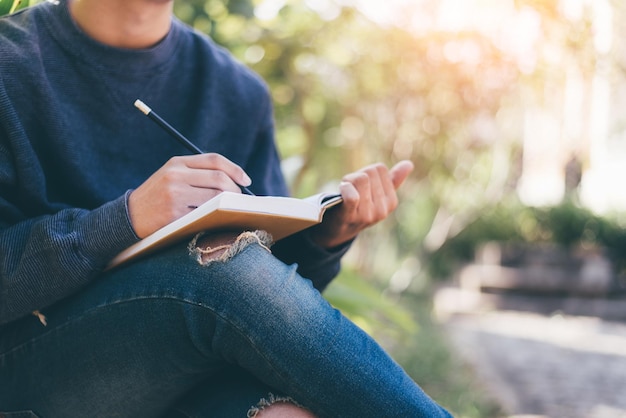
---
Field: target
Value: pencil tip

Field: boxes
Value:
[134,99,151,115]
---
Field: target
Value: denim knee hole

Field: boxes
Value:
[246,393,308,418]
[188,230,273,266]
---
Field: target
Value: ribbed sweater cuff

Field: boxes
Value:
[76,190,140,267]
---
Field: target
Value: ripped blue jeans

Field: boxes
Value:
[0,232,452,418]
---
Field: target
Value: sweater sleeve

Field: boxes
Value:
[0,192,139,325]
[0,67,141,325]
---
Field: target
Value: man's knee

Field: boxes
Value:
[248,394,316,418]
[189,230,273,265]
[187,230,309,305]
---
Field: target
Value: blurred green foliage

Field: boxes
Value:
[0,0,28,15]
[430,197,626,283]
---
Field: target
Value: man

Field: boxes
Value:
[0,0,452,416]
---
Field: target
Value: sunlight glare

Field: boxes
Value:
[305,0,341,21]
[338,0,423,28]
[436,0,514,33]
[346,0,541,73]
[254,0,286,21]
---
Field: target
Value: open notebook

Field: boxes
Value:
[107,191,342,269]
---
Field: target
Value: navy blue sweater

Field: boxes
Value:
[0,0,345,325]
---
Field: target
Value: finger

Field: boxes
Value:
[338,180,360,212]
[361,164,387,211]
[346,170,388,224]
[184,184,227,209]
[187,168,243,194]
[373,163,397,195]
[342,171,371,205]
[389,160,414,189]
[183,153,252,187]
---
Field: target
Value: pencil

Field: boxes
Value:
[134,99,254,196]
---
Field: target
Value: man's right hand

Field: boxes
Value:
[128,153,252,238]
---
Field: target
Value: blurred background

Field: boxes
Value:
[5,0,626,416]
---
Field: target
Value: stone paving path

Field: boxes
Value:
[442,310,626,418]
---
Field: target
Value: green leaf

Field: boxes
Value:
[0,0,12,15]
[0,0,27,16]
[325,270,419,336]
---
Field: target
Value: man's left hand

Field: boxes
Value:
[310,160,414,249]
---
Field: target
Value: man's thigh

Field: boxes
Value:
[0,239,285,417]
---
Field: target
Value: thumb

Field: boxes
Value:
[390,160,414,189]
